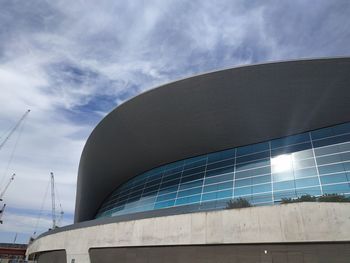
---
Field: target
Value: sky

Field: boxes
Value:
[0,0,349,244]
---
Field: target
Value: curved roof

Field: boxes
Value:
[75,57,350,223]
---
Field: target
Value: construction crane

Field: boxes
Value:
[50,172,64,230]
[50,172,56,229]
[0,173,15,201]
[0,109,30,152]
[0,204,6,224]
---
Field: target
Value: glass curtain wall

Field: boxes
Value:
[96,122,350,219]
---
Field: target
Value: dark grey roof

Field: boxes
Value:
[75,57,350,223]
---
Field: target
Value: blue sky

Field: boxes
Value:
[0,0,350,244]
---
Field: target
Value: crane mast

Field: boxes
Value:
[50,172,56,229]
[0,173,15,201]
[0,109,30,151]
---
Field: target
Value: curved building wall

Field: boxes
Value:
[76,58,350,222]
[96,121,350,219]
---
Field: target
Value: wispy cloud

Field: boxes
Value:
[0,0,349,242]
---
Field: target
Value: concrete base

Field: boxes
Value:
[27,203,350,263]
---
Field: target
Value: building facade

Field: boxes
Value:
[27,58,350,262]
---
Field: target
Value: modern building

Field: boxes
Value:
[27,58,350,263]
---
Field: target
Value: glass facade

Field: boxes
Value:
[96,122,350,219]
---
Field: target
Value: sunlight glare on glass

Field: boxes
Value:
[271,154,293,173]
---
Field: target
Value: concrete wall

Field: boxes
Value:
[90,243,350,263]
[27,203,350,263]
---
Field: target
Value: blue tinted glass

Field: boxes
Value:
[206,166,234,177]
[271,133,309,148]
[320,173,348,184]
[234,186,251,197]
[236,142,269,156]
[235,166,270,179]
[296,186,322,196]
[177,187,202,198]
[207,159,235,171]
[175,194,201,205]
[204,173,234,185]
[294,167,318,179]
[156,192,177,202]
[252,183,271,194]
[97,121,350,219]
[179,180,203,190]
[274,180,295,191]
[313,134,350,148]
[295,177,319,188]
[236,158,270,171]
[154,199,175,209]
[271,142,312,157]
[236,151,270,164]
[203,181,233,193]
[322,183,350,194]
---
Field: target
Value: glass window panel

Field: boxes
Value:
[162,172,182,182]
[201,191,218,201]
[175,194,201,205]
[274,180,295,191]
[271,142,312,157]
[182,166,205,176]
[313,134,350,148]
[236,158,270,172]
[252,193,273,203]
[179,179,203,191]
[142,190,158,198]
[235,178,252,188]
[272,170,294,182]
[206,166,234,177]
[204,172,234,185]
[294,167,318,179]
[128,190,143,198]
[320,173,348,184]
[156,192,177,202]
[315,144,342,156]
[158,186,178,195]
[295,177,319,188]
[235,166,270,179]
[274,190,297,201]
[142,185,159,194]
[184,158,206,170]
[236,142,269,156]
[292,149,314,160]
[203,181,233,193]
[339,142,350,152]
[344,162,350,172]
[296,186,322,196]
[206,159,235,171]
[252,175,271,185]
[252,183,271,194]
[145,178,162,188]
[217,189,233,199]
[236,151,270,164]
[292,158,315,170]
[234,186,251,197]
[271,133,309,149]
[207,149,235,163]
[177,187,202,198]
[318,163,345,175]
[181,172,204,184]
[154,199,175,209]
[159,179,180,189]
[341,152,350,162]
[316,154,343,165]
[322,183,350,194]
[312,122,350,140]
